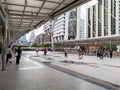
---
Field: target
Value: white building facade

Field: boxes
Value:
[44,7,85,42]
[53,14,65,42]
[86,0,119,38]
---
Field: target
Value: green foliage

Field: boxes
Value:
[31,43,51,47]
[31,43,38,47]
[38,44,51,47]
[99,45,117,51]
[112,45,117,51]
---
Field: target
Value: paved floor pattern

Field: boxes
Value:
[0,53,111,90]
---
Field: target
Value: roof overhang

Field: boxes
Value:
[0,0,91,42]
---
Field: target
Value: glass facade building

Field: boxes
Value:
[86,0,117,38]
[44,7,85,42]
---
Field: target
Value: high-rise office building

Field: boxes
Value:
[43,7,85,42]
[79,19,85,39]
[86,0,118,38]
[53,14,66,42]
[116,0,120,34]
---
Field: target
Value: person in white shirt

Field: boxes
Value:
[6,46,12,64]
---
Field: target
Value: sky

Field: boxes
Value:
[26,25,44,41]
[26,0,98,41]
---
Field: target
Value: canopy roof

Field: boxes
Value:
[0,0,90,42]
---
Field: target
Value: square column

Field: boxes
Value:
[108,0,111,36]
[101,0,104,36]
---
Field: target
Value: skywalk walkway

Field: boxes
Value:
[0,51,117,90]
[29,51,120,90]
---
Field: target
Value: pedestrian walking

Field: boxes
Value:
[104,50,109,57]
[43,48,47,55]
[16,47,22,65]
[100,49,104,59]
[78,48,83,59]
[109,49,113,58]
[6,46,13,64]
[64,48,68,58]
[35,49,39,55]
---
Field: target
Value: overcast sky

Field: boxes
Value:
[26,25,44,40]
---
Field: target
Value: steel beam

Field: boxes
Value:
[9,17,41,21]
[20,0,28,25]
[0,0,8,20]
[52,0,91,17]
[9,13,52,20]
[36,0,66,5]
[2,2,54,10]
[30,0,47,27]
[11,26,35,30]
[0,10,6,23]
[7,9,49,15]
[50,0,65,15]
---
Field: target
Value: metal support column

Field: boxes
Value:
[51,18,57,52]
[0,1,8,71]
[1,26,7,71]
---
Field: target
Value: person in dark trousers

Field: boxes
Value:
[104,50,109,57]
[16,47,22,65]
[43,48,47,55]
[6,46,12,64]
[100,49,104,59]
[64,48,68,58]
[109,49,113,58]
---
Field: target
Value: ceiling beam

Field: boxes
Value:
[36,0,66,5]
[20,0,28,25]
[29,0,47,27]
[9,13,52,20]
[11,26,35,30]
[2,2,54,10]
[0,0,8,23]
[50,0,65,15]
[52,0,91,17]
[6,9,49,15]
[9,17,42,21]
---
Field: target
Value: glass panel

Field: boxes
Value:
[43,2,58,9]
[68,9,77,40]
[40,9,53,13]
[8,5,24,11]
[7,0,24,5]
[25,7,39,12]
[27,0,43,7]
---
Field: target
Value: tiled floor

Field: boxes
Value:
[0,53,110,90]
[29,51,120,87]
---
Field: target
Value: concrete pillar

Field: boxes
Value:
[90,7,93,38]
[96,3,98,37]
[76,7,80,40]
[64,12,69,40]
[108,0,111,36]
[116,0,119,35]
[86,8,88,38]
[1,23,7,71]
[102,0,104,36]
[0,1,9,71]
[51,18,57,52]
